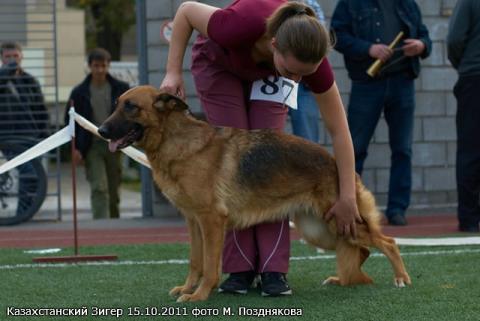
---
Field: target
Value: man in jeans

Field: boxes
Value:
[65,48,129,219]
[331,0,431,225]
[447,0,480,233]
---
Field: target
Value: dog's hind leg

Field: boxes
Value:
[170,218,203,297]
[177,213,227,303]
[323,240,373,286]
[371,235,411,287]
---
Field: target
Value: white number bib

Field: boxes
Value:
[250,76,299,110]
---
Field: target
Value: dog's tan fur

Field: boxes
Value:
[100,86,411,302]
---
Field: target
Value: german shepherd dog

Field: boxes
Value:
[98,86,411,302]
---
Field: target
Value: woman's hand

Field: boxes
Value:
[160,72,185,99]
[159,2,217,100]
[324,196,362,238]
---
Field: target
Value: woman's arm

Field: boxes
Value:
[315,82,362,237]
[161,1,218,98]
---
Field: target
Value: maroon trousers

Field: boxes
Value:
[191,38,290,274]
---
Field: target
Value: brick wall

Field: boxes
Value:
[144,0,459,209]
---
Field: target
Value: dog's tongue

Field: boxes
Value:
[108,140,122,153]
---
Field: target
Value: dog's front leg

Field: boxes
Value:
[170,218,203,297]
[177,213,226,303]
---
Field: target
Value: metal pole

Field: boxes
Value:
[71,132,79,256]
[53,0,62,221]
[136,0,153,217]
[33,108,117,263]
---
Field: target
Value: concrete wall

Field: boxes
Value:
[144,0,460,209]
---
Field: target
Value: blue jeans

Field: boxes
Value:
[289,83,319,143]
[347,74,415,218]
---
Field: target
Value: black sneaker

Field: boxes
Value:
[388,214,407,226]
[260,272,292,296]
[218,271,255,294]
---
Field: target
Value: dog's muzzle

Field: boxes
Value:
[98,123,144,152]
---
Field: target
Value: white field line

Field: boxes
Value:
[1,247,480,270]
[395,237,480,246]
[297,237,480,247]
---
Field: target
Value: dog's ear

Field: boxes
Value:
[153,93,189,112]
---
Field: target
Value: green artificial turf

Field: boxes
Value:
[1,242,479,321]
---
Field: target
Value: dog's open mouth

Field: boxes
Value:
[108,124,143,152]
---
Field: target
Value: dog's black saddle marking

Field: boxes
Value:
[237,133,331,188]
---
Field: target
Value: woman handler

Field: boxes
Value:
[161,0,361,297]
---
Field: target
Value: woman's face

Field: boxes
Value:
[272,47,321,82]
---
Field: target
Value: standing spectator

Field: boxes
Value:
[289,0,325,143]
[161,0,361,297]
[0,41,49,139]
[0,41,49,218]
[447,0,480,233]
[331,0,432,226]
[65,48,129,219]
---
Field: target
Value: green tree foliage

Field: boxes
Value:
[68,0,135,60]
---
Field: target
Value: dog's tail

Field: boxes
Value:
[355,178,382,235]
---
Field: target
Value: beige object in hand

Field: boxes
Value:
[366,31,404,78]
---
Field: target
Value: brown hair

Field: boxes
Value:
[0,41,22,56]
[266,1,331,63]
[87,47,111,65]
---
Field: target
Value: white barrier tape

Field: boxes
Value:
[121,146,150,169]
[0,110,150,176]
[0,126,72,175]
[73,112,150,168]
[73,112,101,140]
[68,107,75,137]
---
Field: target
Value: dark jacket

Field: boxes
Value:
[0,66,49,139]
[331,0,432,81]
[447,0,480,77]
[64,74,129,158]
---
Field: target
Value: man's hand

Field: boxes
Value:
[324,196,363,238]
[369,44,393,62]
[0,61,19,77]
[160,72,185,100]
[402,39,425,57]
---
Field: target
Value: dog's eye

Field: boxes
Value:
[124,101,138,113]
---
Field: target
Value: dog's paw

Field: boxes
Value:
[169,285,193,297]
[394,275,411,288]
[176,293,207,303]
[394,278,406,288]
[176,294,193,303]
[322,276,340,285]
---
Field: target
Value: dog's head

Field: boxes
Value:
[98,85,188,152]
